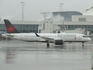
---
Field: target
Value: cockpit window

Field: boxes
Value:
[83,35,88,38]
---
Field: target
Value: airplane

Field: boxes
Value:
[2,19,91,48]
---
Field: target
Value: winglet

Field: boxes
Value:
[35,33,40,37]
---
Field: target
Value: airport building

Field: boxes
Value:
[0,21,40,33]
[0,10,93,35]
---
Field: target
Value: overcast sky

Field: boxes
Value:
[0,0,93,21]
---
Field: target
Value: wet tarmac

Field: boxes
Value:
[0,40,93,70]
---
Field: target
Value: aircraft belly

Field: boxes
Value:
[62,37,86,42]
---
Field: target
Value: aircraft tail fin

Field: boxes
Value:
[4,19,19,33]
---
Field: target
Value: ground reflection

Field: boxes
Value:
[0,40,92,70]
[5,47,16,64]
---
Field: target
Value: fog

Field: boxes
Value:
[0,0,93,21]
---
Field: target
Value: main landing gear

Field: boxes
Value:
[47,41,50,48]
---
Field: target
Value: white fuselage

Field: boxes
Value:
[2,33,91,42]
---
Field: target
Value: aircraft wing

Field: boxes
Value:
[35,33,54,41]
[39,36,54,40]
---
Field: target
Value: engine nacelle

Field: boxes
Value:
[54,40,64,45]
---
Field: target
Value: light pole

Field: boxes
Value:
[60,3,65,32]
[20,2,24,21]
[60,3,64,12]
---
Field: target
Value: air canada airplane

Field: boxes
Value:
[2,19,91,48]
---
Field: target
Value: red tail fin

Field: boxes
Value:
[4,19,19,33]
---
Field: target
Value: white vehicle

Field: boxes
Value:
[2,19,91,48]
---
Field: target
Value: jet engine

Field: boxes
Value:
[54,40,64,45]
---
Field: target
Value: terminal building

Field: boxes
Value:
[0,10,93,35]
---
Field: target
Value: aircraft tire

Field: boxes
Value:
[47,43,49,48]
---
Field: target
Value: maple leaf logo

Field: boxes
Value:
[7,25,14,32]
